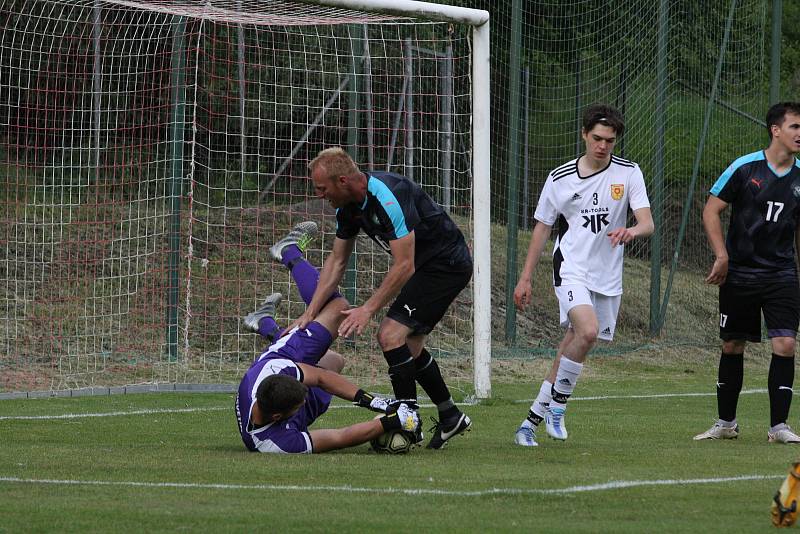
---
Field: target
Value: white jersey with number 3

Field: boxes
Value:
[534,155,650,296]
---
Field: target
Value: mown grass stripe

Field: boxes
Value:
[0,389,769,420]
[0,474,781,496]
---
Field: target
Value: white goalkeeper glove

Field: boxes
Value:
[354,390,419,413]
[353,389,390,412]
[380,402,420,433]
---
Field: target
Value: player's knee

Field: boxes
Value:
[575,327,598,349]
[772,337,796,357]
[376,327,406,350]
[318,350,345,373]
[722,340,746,354]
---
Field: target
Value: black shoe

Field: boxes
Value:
[426,412,472,449]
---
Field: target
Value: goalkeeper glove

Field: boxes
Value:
[379,402,420,433]
[772,461,800,527]
[353,389,390,413]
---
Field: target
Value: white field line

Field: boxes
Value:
[515,388,768,403]
[0,474,782,496]
[0,390,767,421]
[0,402,451,421]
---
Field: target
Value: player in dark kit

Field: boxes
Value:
[290,147,473,449]
[235,222,420,454]
[695,102,800,443]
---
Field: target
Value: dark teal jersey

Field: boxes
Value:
[335,171,471,269]
[710,151,800,284]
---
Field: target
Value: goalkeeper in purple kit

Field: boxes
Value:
[235,222,420,454]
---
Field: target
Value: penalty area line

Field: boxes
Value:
[0,474,782,497]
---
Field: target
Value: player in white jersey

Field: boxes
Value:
[513,104,654,447]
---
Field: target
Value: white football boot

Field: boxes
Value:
[545,406,568,441]
[769,424,800,444]
[693,421,739,440]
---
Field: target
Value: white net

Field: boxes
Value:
[1,0,477,393]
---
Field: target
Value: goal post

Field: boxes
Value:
[0,0,491,397]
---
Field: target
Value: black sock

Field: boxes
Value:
[769,353,795,428]
[717,352,744,422]
[526,410,544,427]
[383,345,417,401]
[415,349,459,421]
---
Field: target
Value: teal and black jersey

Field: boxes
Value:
[710,151,800,284]
[335,171,471,270]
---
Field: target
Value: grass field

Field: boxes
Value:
[1,352,796,532]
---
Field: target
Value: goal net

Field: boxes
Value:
[1,0,490,396]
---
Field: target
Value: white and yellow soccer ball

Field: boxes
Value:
[370,429,415,454]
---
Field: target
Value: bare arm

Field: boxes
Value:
[299,363,417,453]
[702,195,730,285]
[297,363,359,401]
[309,418,385,453]
[514,221,552,311]
[292,237,355,330]
[338,231,416,337]
[607,207,655,247]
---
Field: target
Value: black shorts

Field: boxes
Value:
[718,281,800,342]
[386,260,472,336]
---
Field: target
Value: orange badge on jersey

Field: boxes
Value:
[610,184,624,201]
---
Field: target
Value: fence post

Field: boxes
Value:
[649,0,668,336]
[503,0,522,344]
[167,16,187,362]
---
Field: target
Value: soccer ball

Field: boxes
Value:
[370,429,415,454]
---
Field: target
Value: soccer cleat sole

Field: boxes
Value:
[269,222,318,261]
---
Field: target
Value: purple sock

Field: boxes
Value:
[257,317,282,343]
[283,245,344,306]
[287,254,321,306]
[280,244,302,266]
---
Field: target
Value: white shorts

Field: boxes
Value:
[554,285,621,341]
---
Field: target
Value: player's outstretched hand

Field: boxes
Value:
[513,279,532,311]
[353,390,392,413]
[380,402,420,433]
[386,398,419,412]
[338,305,373,337]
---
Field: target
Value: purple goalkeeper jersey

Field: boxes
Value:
[235,322,334,454]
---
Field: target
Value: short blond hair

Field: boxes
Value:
[308,147,360,180]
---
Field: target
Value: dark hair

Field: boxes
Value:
[766,102,800,140]
[256,374,308,421]
[582,104,625,138]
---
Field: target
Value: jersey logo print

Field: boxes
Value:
[570,193,582,201]
[610,184,624,200]
[582,213,610,234]
[750,178,763,188]
[373,234,391,252]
